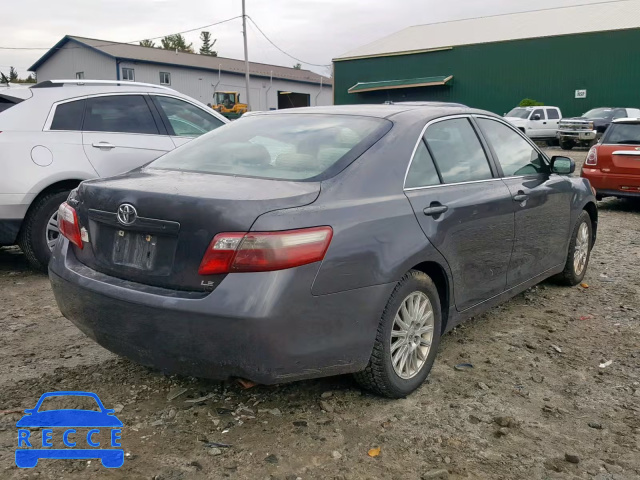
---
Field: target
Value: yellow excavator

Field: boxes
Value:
[212,91,248,120]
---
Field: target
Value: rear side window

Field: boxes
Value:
[84,95,158,134]
[546,109,560,120]
[154,96,224,137]
[477,118,547,176]
[424,118,493,184]
[149,114,389,181]
[405,140,440,188]
[51,99,86,131]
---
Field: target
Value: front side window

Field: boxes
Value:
[154,96,224,137]
[75,72,84,80]
[423,118,493,184]
[477,118,547,176]
[546,109,560,120]
[122,68,135,81]
[405,140,440,189]
[159,72,171,85]
[603,123,640,144]
[149,114,389,181]
[50,99,86,131]
[84,95,158,134]
[531,109,545,120]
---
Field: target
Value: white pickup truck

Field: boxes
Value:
[504,106,562,142]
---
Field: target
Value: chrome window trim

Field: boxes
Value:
[404,177,505,192]
[403,114,490,190]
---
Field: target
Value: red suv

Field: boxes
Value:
[581,118,640,199]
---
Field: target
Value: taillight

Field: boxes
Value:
[198,226,333,275]
[57,202,83,249]
[585,146,598,166]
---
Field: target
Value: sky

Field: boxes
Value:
[0,0,620,78]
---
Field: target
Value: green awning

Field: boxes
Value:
[348,75,453,94]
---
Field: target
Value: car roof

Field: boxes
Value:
[241,104,492,120]
[612,117,640,124]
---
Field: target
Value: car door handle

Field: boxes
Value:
[92,142,115,149]
[423,205,448,216]
[513,194,529,202]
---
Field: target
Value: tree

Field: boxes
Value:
[24,73,36,83]
[139,39,155,48]
[199,31,217,56]
[160,34,194,53]
[0,72,9,84]
[9,66,18,82]
[519,98,544,107]
[293,63,302,70]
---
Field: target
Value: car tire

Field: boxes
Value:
[354,270,442,398]
[17,190,70,271]
[554,211,592,286]
[560,139,574,150]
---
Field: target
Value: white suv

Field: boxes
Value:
[0,80,228,269]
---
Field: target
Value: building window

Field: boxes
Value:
[122,68,135,81]
[159,72,171,85]
[75,72,85,79]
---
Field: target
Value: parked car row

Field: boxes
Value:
[0,80,228,269]
[504,105,640,150]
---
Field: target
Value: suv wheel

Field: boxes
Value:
[18,190,70,271]
[560,139,575,150]
[354,270,442,398]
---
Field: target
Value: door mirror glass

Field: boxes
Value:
[551,156,575,175]
[531,114,541,121]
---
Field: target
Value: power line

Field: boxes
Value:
[247,16,331,67]
[0,15,243,51]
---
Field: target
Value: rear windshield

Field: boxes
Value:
[149,114,390,181]
[0,95,22,114]
[603,123,640,145]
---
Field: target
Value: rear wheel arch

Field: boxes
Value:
[409,261,451,333]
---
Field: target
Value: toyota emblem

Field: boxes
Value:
[117,204,137,225]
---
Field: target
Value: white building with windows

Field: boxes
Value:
[29,36,332,110]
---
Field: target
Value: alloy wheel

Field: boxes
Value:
[573,222,589,276]
[390,291,434,380]
[45,211,60,251]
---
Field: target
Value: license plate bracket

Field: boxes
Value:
[112,230,158,270]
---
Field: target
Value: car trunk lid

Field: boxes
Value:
[72,168,320,291]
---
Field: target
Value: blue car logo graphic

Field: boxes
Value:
[15,391,123,468]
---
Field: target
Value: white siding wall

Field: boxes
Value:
[36,43,116,82]
[118,61,332,109]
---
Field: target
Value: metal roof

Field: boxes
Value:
[348,75,453,94]
[30,36,332,86]
[335,0,640,61]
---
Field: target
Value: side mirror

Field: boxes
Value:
[551,156,575,175]
[531,114,541,121]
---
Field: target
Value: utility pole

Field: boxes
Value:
[242,0,251,111]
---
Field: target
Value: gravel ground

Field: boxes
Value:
[1,148,639,480]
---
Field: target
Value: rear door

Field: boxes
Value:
[82,94,175,177]
[475,116,572,287]
[150,95,226,148]
[545,108,561,136]
[404,116,514,311]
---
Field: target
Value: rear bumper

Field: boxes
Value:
[581,168,640,197]
[49,240,393,384]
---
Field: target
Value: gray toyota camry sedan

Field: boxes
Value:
[49,104,597,398]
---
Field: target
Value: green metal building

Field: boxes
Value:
[333,1,640,117]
